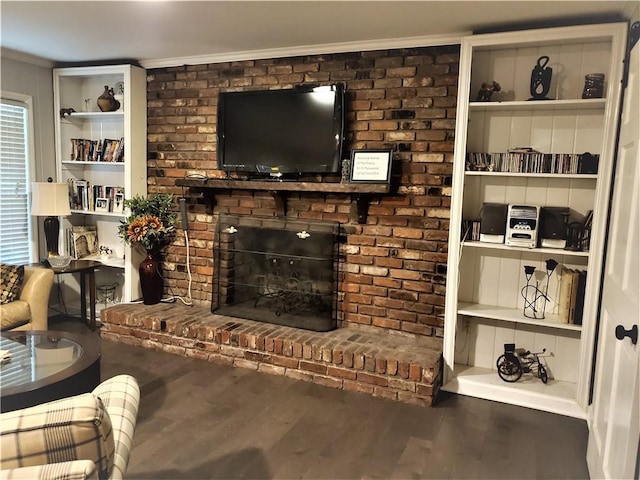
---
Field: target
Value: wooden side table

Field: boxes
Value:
[48,260,102,330]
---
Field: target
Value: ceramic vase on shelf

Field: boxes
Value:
[97,85,121,112]
[139,249,163,305]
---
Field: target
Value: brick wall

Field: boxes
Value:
[146,45,459,338]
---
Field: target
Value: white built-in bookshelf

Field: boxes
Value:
[54,65,147,307]
[442,23,627,418]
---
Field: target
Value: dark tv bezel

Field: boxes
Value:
[216,84,345,177]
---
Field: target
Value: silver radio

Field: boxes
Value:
[506,204,540,248]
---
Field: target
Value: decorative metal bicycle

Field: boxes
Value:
[496,343,548,384]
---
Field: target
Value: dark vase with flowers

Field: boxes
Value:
[117,194,178,306]
[139,249,163,305]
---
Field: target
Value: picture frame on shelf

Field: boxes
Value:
[112,193,124,213]
[69,225,98,259]
[95,197,109,213]
[349,149,393,184]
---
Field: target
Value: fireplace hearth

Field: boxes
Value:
[213,215,341,331]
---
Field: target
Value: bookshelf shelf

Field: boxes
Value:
[62,161,125,167]
[464,171,598,179]
[81,253,125,269]
[461,241,590,258]
[441,364,584,418]
[458,302,583,331]
[468,98,606,112]
[70,209,125,218]
[65,111,124,121]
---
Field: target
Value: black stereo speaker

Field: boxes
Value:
[480,203,508,243]
[540,206,570,248]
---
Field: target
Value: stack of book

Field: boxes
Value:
[466,151,599,174]
[461,219,481,241]
[66,179,125,213]
[558,267,587,325]
[70,138,124,162]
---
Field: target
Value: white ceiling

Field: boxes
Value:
[0,1,632,69]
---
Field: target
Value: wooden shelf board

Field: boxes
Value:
[442,364,585,418]
[70,209,124,218]
[458,302,582,331]
[469,98,606,111]
[62,161,125,167]
[177,177,390,223]
[175,177,390,194]
[461,241,590,258]
[81,254,125,269]
[464,171,598,179]
[64,111,124,121]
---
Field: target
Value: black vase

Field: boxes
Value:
[139,249,163,305]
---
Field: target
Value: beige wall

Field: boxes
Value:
[1,55,55,183]
[1,53,55,260]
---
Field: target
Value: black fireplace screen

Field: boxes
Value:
[213,214,341,331]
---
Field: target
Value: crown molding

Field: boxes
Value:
[1,48,55,68]
[140,32,467,69]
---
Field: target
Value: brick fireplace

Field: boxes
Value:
[147,44,459,341]
[100,43,459,407]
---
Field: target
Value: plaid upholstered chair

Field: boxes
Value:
[0,374,139,480]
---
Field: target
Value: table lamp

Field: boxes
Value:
[31,181,71,258]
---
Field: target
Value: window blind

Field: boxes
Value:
[0,99,32,264]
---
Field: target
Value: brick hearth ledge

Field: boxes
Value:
[101,304,443,406]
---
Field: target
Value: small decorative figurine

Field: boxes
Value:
[59,107,76,118]
[97,85,121,112]
[529,55,553,100]
[475,81,501,101]
[496,343,548,384]
[341,158,351,183]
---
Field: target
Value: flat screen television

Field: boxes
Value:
[217,84,344,178]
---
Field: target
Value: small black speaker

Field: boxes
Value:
[480,203,508,243]
[540,206,570,248]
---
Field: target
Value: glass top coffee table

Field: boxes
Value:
[0,330,101,413]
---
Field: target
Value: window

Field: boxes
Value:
[0,94,35,264]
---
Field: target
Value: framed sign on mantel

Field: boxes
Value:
[349,149,393,184]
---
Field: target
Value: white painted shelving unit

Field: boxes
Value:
[54,65,147,306]
[442,23,627,418]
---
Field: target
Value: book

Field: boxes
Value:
[558,267,574,323]
[102,139,121,162]
[568,269,580,324]
[573,270,587,325]
[114,137,124,162]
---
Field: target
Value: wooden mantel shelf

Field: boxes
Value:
[176,177,391,223]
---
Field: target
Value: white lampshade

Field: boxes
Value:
[31,182,71,216]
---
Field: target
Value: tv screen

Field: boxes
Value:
[217,84,344,177]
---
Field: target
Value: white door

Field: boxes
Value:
[587,26,640,480]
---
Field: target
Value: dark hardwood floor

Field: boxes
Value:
[50,316,590,479]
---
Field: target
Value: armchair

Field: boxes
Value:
[0,266,54,331]
[0,375,140,480]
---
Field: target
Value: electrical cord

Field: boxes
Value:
[158,229,193,306]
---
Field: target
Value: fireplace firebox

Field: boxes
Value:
[213,215,341,331]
